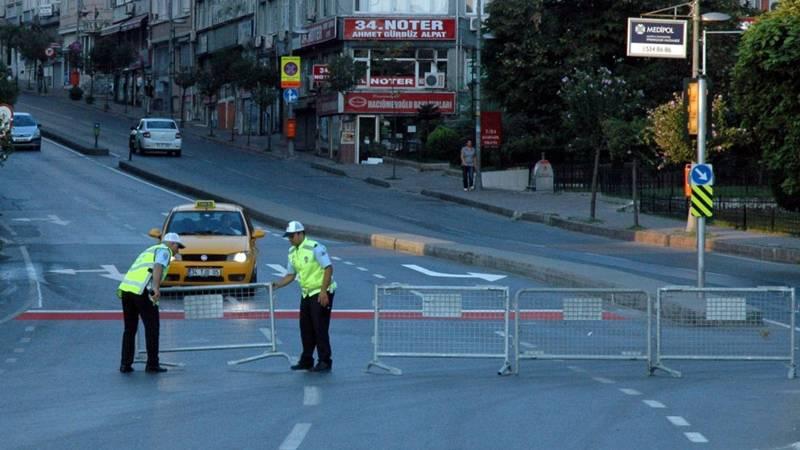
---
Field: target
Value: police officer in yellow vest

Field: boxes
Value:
[117,232,185,374]
[272,221,337,372]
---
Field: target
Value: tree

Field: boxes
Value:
[0,62,17,166]
[239,61,277,148]
[603,117,651,227]
[227,55,255,141]
[91,38,135,107]
[196,51,238,137]
[416,103,441,152]
[732,1,800,210]
[174,67,198,128]
[16,25,52,92]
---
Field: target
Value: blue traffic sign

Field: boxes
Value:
[283,88,299,104]
[690,163,714,186]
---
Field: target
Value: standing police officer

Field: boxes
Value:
[272,221,336,372]
[117,232,185,373]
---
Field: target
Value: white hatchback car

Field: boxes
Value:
[129,118,182,156]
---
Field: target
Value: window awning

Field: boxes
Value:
[100,14,148,37]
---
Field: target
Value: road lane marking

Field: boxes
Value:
[1,221,17,236]
[331,256,341,261]
[764,318,800,333]
[19,337,31,343]
[20,246,42,309]
[25,326,35,332]
[592,376,615,384]
[667,416,690,427]
[643,400,666,408]
[343,261,354,265]
[279,423,311,450]
[303,386,321,406]
[373,274,386,279]
[356,266,368,271]
[684,432,708,443]
[567,366,586,373]
[5,358,17,363]
[402,264,507,282]
[13,348,24,353]
[619,388,641,396]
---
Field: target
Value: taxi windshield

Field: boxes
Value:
[167,211,245,236]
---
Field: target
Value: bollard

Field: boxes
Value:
[93,122,100,148]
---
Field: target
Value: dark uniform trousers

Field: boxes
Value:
[120,290,160,368]
[298,292,334,366]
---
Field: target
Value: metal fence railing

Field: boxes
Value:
[135,283,291,368]
[366,284,512,376]
[653,286,796,379]
[514,289,652,374]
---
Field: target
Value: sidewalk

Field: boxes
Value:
[26,89,800,266]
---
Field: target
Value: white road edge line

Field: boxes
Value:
[279,423,312,450]
[667,416,690,427]
[592,376,615,384]
[20,246,42,309]
[303,386,321,406]
[373,274,386,279]
[764,318,800,333]
[684,432,708,443]
[619,388,642,396]
[43,138,194,201]
[642,400,666,408]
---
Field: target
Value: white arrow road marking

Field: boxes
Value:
[402,264,507,282]
[304,386,321,406]
[49,265,123,281]
[12,215,70,226]
[99,265,124,281]
[267,264,288,276]
[279,423,311,450]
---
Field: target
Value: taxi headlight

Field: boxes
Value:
[228,252,248,263]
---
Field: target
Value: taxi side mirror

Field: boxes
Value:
[148,228,162,239]
[252,229,266,239]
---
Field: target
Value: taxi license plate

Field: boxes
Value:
[188,268,221,277]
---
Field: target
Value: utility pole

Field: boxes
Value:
[168,0,175,117]
[474,0,483,190]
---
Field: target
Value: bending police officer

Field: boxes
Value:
[117,232,185,373]
[272,221,336,372]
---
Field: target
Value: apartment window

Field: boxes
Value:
[355,0,447,14]
[465,0,492,15]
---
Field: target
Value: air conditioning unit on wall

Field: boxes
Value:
[423,72,445,88]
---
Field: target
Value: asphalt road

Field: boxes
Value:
[0,127,799,448]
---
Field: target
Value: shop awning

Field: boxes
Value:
[100,14,147,37]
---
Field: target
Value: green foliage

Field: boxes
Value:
[174,67,198,89]
[416,103,442,146]
[732,2,800,210]
[323,54,365,94]
[424,125,460,163]
[0,62,19,105]
[16,25,52,63]
[69,85,84,100]
[602,117,653,165]
[90,38,135,75]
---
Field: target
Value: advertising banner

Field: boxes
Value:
[343,18,456,41]
[481,111,502,148]
[627,18,687,59]
[344,92,456,114]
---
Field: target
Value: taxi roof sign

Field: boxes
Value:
[195,200,216,209]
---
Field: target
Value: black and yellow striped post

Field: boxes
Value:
[690,185,713,218]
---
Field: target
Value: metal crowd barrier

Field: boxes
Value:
[135,283,291,367]
[653,286,796,379]
[366,284,512,375]
[514,289,652,374]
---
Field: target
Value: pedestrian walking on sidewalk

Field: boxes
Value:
[461,139,476,191]
[116,233,185,374]
[271,221,337,373]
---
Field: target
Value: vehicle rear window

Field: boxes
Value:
[13,115,35,126]
[167,211,246,236]
[147,121,177,130]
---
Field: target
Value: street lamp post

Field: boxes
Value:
[283,29,308,159]
[473,0,483,190]
[168,0,174,118]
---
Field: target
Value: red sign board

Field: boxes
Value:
[301,18,338,47]
[480,111,502,148]
[344,92,456,114]
[313,64,330,83]
[343,18,456,41]
[358,76,417,89]
[286,118,297,139]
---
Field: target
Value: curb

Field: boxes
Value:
[420,190,517,217]
[42,129,109,156]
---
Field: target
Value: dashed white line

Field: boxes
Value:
[592,376,615,384]
[667,416,690,427]
[684,432,708,443]
[303,386,321,406]
[19,337,31,344]
[567,366,586,373]
[618,388,642,396]
[25,326,35,332]
[519,341,537,349]
[279,423,312,450]
[643,400,666,408]
[356,266,368,271]
[343,261,354,266]
[373,274,386,279]
[331,256,341,261]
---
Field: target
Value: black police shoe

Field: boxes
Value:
[291,362,313,371]
[145,366,168,373]
[311,361,332,373]
[119,365,134,373]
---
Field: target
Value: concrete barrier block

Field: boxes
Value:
[371,234,397,251]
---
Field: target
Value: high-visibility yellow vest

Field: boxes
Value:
[289,238,336,298]
[117,244,173,298]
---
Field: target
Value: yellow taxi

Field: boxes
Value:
[149,200,266,286]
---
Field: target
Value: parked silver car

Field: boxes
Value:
[11,112,42,151]
[129,118,182,156]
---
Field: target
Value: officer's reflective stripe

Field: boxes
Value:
[117,244,172,298]
[290,238,336,298]
[128,261,156,272]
